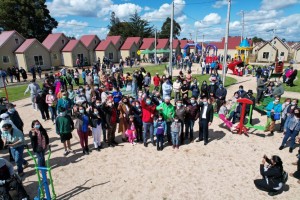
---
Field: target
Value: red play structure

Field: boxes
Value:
[227,60,243,75]
[235,98,253,136]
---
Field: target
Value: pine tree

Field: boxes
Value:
[159,17,181,39]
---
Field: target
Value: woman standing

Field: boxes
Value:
[265,96,282,136]
[75,106,90,155]
[45,89,57,124]
[29,120,49,166]
[74,69,80,86]
[89,107,102,151]
[118,97,132,142]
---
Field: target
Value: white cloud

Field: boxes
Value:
[88,28,109,40]
[144,6,151,11]
[176,15,187,23]
[142,0,185,22]
[244,10,282,22]
[229,21,241,30]
[261,0,300,10]
[99,3,143,19]
[58,20,89,29]
[194,13,222,28]
[213,0,228,8]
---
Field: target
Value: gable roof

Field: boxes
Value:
[295,44,300,51]
[42,33,67,50]
[179,40,194,48]
[80,35,100,48]
[0,30,25,48]
[15,39,38,53]
[173,39,180,49]
[106,36,121,45]
[270,36,289,50]
[257,42,278,51]
[156,39,169,49]
[140,38,155,50]
[95,40,112,51]
[61,40,83,52]
[121,37,141,50]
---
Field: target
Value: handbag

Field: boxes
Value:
[274,113,280,120]
[74,118,83,129]
[87,128,92,136]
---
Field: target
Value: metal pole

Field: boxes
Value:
[202,34,204,60]
[169,1,174,76]
[155,28,157,64]
[222,0,231,86]
[241,10,244,41]
[195,30,198,54]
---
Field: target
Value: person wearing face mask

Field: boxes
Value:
[153,73,161,91]
[272,81,284,97]
[29,120,49,166]
[112,87,123,108]
[162,79,173,100]
[118,97,132,142]
[265,96,282,136]
[175,99,186,145]
[141,96,156,147]
[1,123,28,175]
[67,86,76,105]
[256,76,267,104]
[181,80,189,98]
[207,81,218,98]
[46,89,57,124]
[75,90,87,107]
[190,79,200,99]
[244,90,256,125]
[85,84,92,104]
[6,103,24,132]
[236,85,246,98]
[286,99,299,115]
[102,100,118,147]
[279,108,300,153]
[75,106,90,155]
[196,97,214,145]
[89,107,102,151]
[156,96,175,145]
[57,92,72,116]
[171,116,181,149]
[227,92,240,124]
[185,97,200,143]
[173,77,182,102]
[200,81,209,98]
[24,79,40,111]
[35,90,50,121]
[279,98,291,132]
[131,101,143,143]
[215,83,227,113]
[154,114,167,151]
[56,108,75,156]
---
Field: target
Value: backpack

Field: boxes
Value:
[282,171,288,184]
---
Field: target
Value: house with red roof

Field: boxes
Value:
[95,36,123,63]
[0,30,25,69]
[80,35,101,64]
[15,38,50,71]
[61,40,89,67]
[140,38,155,59]
[172,39,181,55]
[42,33,69,67]
[120,37,141,59]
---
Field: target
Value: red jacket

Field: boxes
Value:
[153,76,160,87]
[141,99,156,123]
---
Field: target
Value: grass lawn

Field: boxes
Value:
[0,84,37,102]
[283,72,300,93]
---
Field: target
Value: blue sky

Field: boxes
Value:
[46,0,300,41]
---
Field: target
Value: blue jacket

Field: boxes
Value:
[154,120,167,135]
[266,102,282,117]
[284,114,300,132]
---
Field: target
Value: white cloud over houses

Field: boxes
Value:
[194,13,222,28]
[212,0,228,8]
[99,3,142,19]
[261,0,300,10]
[176,15,187,23]
[88,28,110,40]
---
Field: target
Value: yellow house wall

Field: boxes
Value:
[49,35,69,66]
[95,51,105,62]
[15,54,26,70]
[272,38,289,61]
[294,49,300,63]
[23,42,51,70]
[257,44,276,62]
[62,52,73,67]
[70,43,89,66]
[50,52,62,67]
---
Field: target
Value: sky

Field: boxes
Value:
[46,0,300,42]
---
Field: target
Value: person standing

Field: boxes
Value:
[35,90,50,121]
[102,100,118,147]
[6,103,24,132]
[1,123,28,175]
[190,79,200,99]
[89,107,102,151]
[37,66,42,79]
[265,96,282,136]
[171,117,181,149]
[29,120,49,166]
[75,106,90,155]
[162,79,172,100]
[140,96,156,147]
[153,73,161,91]
[45,89,57,124]
[55,108,75,156]
[19,67,27,81]
[118,97,132,142]
[185,96,199,143]
[215,83,227,112]
[196,97,214,145]
[173,78,182,102]
[24,79,40,111]
[81,69,86,85]
[154,114,166,151]
[30,66,36,80]
[175,99,186,145]
[256,76,267,104]
[132,100,143,143]
[57,92,72,116]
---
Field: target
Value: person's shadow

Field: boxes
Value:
[208,130,226,143]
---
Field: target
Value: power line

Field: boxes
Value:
[175,0,218,6]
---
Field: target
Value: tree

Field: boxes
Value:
[159,17,181,39]
[0,0,58,42]
[128,10,154,38]
[252,36,265,44]
[108,22,131,38]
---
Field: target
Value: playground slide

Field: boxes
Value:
[227,60,243,72]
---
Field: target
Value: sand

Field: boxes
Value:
[2,73,300,200]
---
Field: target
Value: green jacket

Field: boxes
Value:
[156,103,175,122]
[55,115,74,134]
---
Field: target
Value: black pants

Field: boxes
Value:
[156,134,164,149]
[256,90,264,103]
[254,179,277,192]
[136,124,143,142]
[107,124,116,144]
[216,99,225,113]
[199,119,209,143]
[0,178,29,199]
[39,106,50,120]
[179,120,185,144]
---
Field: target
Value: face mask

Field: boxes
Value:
[68,89,72,92]
[146,100,151,105]
[176,80,179,83]
[107,103,112,107]
[219,85,223,88]
[34,124,40,129]
[79,88,83,91]
[94,87,98,90]
[123,100,127,103]
[62,96,67,99]
[49,91,53,94]
[211,83,214,85]
[158,118,162,121]
[174,119,178,122]
[203,82,207,85]
[286,102,290,105]
[59,112,66,117]
[239,89,243,91]
[191,100,196,104]
[96,103,101,107]
[39,92,43,95]
[291,102,296,106]
[135,105,140,108]
[94,112,99,115]
[203,101,208,105]
[235,96,238,99]
[177,103,182,107]
[86,88,90,91]
[274,99,279,103]
[2,130,9,135]
[79,110,84,114]
[138,93,143,97]
[8,108,15,113]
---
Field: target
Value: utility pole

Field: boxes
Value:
[154,28,157,64]
[241,10,244,42]
[202,34,205,60]
[267,28,276,63]
[169,1,174,76]
[195,30,198,54]
[222,0,231,86]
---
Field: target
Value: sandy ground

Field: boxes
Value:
[2,72,300,200]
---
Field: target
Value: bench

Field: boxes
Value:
[254,96,274,115]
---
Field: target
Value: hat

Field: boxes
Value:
[164,96,171,100]
[0,113,9,119]
[247,90,253,94]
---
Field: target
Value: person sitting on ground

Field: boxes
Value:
[263,85,273,98]
[272,81,284,97]
[254,155,285,196]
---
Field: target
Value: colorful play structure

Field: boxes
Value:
[183,43,202,57]
[27,146,56,200]
[235,39,253,64]
[205,44,218,64]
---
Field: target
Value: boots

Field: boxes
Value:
[85,147,90,155]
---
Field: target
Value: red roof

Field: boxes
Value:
[156,39,169,49]
[15,39,36,53]
[42,33,65,50]
[207,36,253,50]
[0,31,16,47]
[121,37,141,50]
[95,36,121,51]
[80,35,100,48]
[180,40,194,48]
[106,36,121,45]
[172,39,180,49]
[140,38,155,50]
[62,40,80,52]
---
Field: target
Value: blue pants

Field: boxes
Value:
[49,106,57,122]
[36,150,46,167]
[172,132,180,146]
[185,120,195,139]
[156,134,164,148]
[10,145,28,173]
[143,122,154,144]
[281,128,299,149]
[131,82,137,99]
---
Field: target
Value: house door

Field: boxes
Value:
[77,53,84,65]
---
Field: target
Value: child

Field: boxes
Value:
[125,116,136,145]
[154,114,166,151]
[218,101,233,131]
[171,116,182,149]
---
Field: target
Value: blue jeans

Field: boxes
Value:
[185,120,195,139]
[49,106,57,122]
[281,128,299,149]
[10,145,27,173]
[156,134,164,148]
[202,67,205,75]
[36,150,46,167]
[131,82,137,99]
[171,132,179,146]
[143,122,154,144]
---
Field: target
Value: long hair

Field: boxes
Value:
[271,155,283,173]
[31,120,45,131]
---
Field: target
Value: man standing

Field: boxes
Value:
[153,73,161,91]
[185,96,199,143]
[102,100,118,147]
[196,97,214,145]
[215,83,227,112]
[24,79,40,111]
[256,76,266,104]
[140,96,156,147]
[6,103,24,132]
[162,79,172,100]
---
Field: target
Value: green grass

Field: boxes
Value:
[283,72,300,93]
[0,84,33,102]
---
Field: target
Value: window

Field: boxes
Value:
[2,56,10,63]
[108,53,113,60]
[94,40,97,44]
[131,51,136,58]
[280,52,284,56]
[263,52,269,59]
[34,56,43,65]
[62,40,65,45]
[53,54,58,60]
[15,38,19,45]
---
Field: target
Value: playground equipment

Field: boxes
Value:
[227,60,244,75]
[27,146,56,200]
[245,105,265,131]
[234,98,253,136]
[235,39,253,64]
[183,43,202,57]
[205,44,218,63]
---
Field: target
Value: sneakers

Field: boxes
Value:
[63,150,69,156]
[279,146,284,150]
[289,148,293,153]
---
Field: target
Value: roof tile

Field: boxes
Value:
[156,39,169,49]
[15,39,36,53]
[62,40,80,52]
[140,38,155,50]
[121,37,141,50]
[42,33,64,50]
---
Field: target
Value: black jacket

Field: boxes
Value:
[260,164,283,188]
[7,111,23,131]
[29,128,49,152]
[35,94,48,109]
[198,102,214,123]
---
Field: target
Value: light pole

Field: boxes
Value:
[222,0,231,86]
[169,1,174,77]
[154,28,157,64]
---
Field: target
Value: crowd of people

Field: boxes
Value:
[0,59,299,198]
